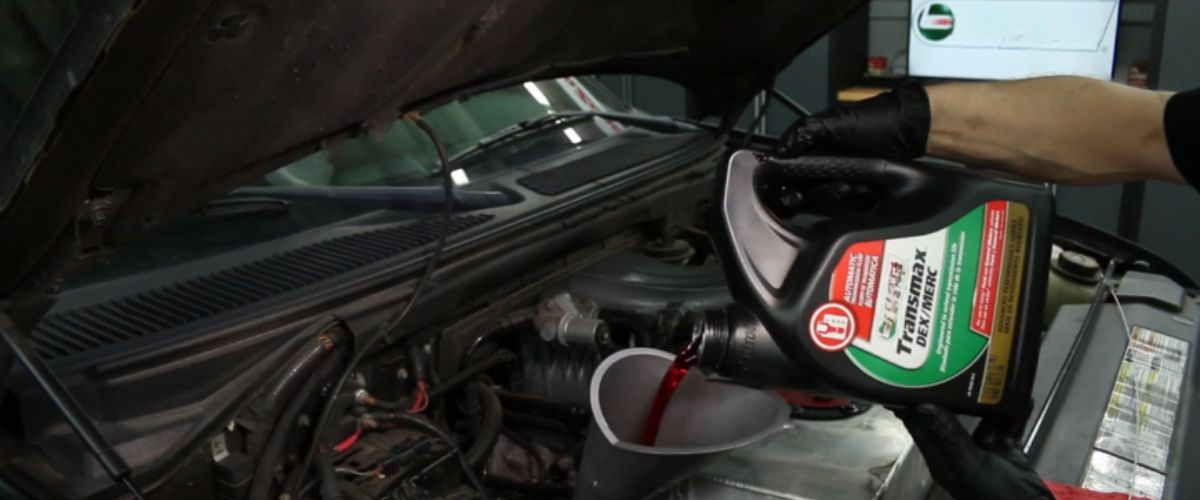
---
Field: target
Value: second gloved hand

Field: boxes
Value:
[775,83,932,160]
[896,404,1053,500]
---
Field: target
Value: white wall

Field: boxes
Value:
[865,0,1159,83]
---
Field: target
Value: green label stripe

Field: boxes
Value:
[847,205,990,387]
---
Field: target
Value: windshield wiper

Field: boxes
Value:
[197,196,291,218]
[225,186,513,211]
[447,111,690,166]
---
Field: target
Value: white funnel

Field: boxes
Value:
[575,348,789,500]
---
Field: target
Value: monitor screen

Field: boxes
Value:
[907,0,1119,80]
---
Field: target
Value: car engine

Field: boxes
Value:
[200,229,733,500]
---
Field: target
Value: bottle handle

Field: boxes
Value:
[718,150,935,301]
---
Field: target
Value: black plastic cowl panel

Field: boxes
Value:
[30,214,493,361]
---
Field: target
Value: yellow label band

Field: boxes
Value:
[980,202,1028,404]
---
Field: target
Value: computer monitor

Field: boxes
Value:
[907,0,1120,80]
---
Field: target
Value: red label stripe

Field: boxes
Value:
[970,201,1007,336]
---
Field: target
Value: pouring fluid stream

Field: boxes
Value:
[639,333,703,446]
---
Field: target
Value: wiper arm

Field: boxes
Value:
[471,113,591,151]
[197,196,291,217]
[448,111,690,165]
[228,186,513,211]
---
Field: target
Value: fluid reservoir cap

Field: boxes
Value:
[1053,250,1102,284]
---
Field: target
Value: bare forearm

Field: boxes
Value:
[925,77,1182,184]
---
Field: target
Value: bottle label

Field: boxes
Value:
[822,201,1030,403]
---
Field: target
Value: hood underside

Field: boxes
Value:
[0,0,865,308]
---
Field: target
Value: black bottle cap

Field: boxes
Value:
[1053,250,1102,284]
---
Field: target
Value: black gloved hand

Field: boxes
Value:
[895,404,1053,500]
[775,83,932,160]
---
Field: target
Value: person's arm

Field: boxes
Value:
[925,77,1181,184]
[775,77,1189,186]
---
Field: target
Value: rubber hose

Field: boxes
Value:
[428,351,515,400]
[465,382,503,469]
[316,452,343,500]
[289,117,455,500]
[247,339,344,500]
[246,342,326,458]
[459,308,536,369]
[245,317,338,458]
[494,389,587,417]
[280,391,356,496]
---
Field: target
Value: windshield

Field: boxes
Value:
[259,77,633,188]
[65,76,701,288]
[0,0,87,143]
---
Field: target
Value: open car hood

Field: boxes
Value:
[0,0,865,306]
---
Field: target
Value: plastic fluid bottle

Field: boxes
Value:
[710,151,1053,418]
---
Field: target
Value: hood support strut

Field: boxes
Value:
[0,312,146,499]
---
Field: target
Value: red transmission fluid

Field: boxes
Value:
[639,334,703,446]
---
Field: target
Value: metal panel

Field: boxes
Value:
[663,407,932,500]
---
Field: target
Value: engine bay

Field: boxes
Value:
[2,148,1197,500]
[157,229,804,500]
[188,225,932,500]
[0,207,940,500]
[237,231,733,500]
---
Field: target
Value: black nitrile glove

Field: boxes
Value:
[775,83,932,160]
[895,404,1053,500]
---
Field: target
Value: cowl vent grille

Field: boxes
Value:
[33,214,493,360]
